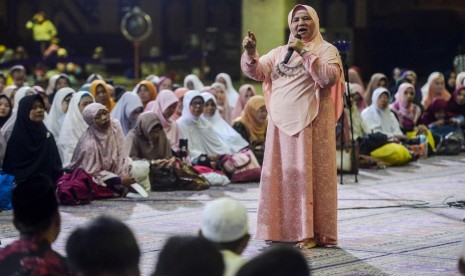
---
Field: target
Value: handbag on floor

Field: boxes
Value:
[56,168,94,205]
[149,166,178,191]
[435,130,463,155]
[221,148,261,183]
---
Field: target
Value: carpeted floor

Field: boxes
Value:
[1,154,464,275]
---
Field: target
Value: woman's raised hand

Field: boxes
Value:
[242,30,257,55]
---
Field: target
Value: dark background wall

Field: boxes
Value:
[0,0,464,83]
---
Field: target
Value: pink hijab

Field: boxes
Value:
[421,72,451,110]
[231,84,256,121]
[69,103,130,177]
[171,87,188,121]
[391,83,421,130]
[150,89,183,151]
[261,4,344,135]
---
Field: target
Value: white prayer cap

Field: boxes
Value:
[201,197,248,243]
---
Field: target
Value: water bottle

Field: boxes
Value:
[419,135,427,144]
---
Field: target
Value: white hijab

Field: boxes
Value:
[183,74,204,91]
[57,91,94,167]
[110,92,143,135]
[1,86,35,141]
[216,73,239,108]
[201,92,248,152]
[361,87,403,137]
[44,87,75,140]
[177,90,233,159]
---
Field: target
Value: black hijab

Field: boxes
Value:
[3,95,63,183]
[0,94,12,128]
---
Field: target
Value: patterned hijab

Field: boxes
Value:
[69,103,129,176]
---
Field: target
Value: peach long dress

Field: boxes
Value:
[241,4,343,244]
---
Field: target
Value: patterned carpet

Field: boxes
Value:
[1,154,464,275]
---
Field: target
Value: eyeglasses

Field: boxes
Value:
[190,101,204,107]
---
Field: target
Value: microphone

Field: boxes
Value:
[283,34,302,64]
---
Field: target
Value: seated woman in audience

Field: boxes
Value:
[150,89,183,152]
[90,79,115,112]
[344,83,369,141]
[421,72,451,110]
[177,90,233,161]
[157,76,173,91]
[3,95,63,183]
[133,80,158,110]
[391,83,422,133]
[231,84,256,121]
[362,88,406,139]
[110,92,143,135]
[232,95,267,164]
[444,70,457,94]
[456,72,465,89]
[171,87,188,121]
[183,74,204,91]
[44,87,75,140]
[216,72,239,108]
[210,82,232,124]
[361,88,414,165]
[45,73,71,103]
[365,73,389,106]
[57,91,94,167]
[68,103,136,196]
[447,85,465,129]
[348,67,365,92]
[1,86,35,141]
[0,93,12,128]
[125,112,176,183]
[421,98,460,137]
[350,83,367,113]
[201,92,248,153]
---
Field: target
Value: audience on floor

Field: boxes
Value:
[0,64,464,274]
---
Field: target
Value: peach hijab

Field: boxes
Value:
[261,4,344,136]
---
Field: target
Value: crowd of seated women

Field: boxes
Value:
[343,67,465,167]
[0,66,267,198]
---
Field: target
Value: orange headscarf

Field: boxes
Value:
[239,95,267,142]
[133,80,158,108]
[89,80,115,112]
